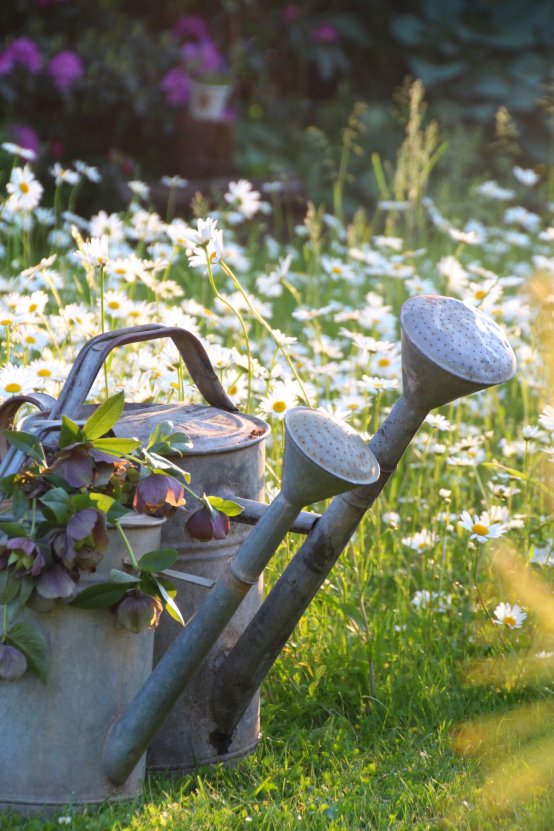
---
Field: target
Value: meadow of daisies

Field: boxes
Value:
[1,124,554,831]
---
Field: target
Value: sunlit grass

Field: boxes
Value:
[1,87,554,828]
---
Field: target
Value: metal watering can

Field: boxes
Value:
[0,296,516,811]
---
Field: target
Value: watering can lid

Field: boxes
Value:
[111,402,269,455]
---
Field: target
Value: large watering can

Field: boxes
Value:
[0,324,379,810]
[0,296,517,811]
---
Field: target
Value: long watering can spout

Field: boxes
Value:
[210,295,517,747]
[102,408,379,785]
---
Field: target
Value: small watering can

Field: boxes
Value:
[0,297,517,812]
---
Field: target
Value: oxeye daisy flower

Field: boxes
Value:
[258,381,299,419]
[401,529,438,552]
[224,179,262,220]
[458,510,506,542]
[493,601,527,629]
[184,217,220,248]
[75,235,110,268]
[0,364,33,398]
[6,165,43,212]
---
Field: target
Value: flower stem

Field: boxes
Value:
[221,259,313,406]
[205,253,253,410]
[114,520,140,570]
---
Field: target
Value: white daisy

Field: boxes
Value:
[493,601,527,629]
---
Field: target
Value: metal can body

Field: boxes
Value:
[0,517,164,813]
[147,436,266,773]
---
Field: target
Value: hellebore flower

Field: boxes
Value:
[132,473,185,518]
[53,508,109,572]
[115,590,163,633]
[1,537,45,577]
[36,563,77,600]
[186,507,230,540]
[48,444,95,488]
[0,643,28,681]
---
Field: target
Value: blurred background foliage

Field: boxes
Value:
[0,0,552,213]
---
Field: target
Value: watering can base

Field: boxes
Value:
[0,788,143,817]
[147,734,262,776]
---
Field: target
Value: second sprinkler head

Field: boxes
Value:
[281,407,380,507]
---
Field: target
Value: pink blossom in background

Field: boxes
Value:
[49,139,65,159]
[283,5,300,23]
[0,52,13,75]
[160,67,190,106]
[311,23,339,43]
[172,15,209,42]
[182,39,225,77]
[10,124,40,156]
[0,37,42,74]
[47,50,84,90]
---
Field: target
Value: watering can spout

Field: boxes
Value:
[209,295,517,747]
[102,408,380,785]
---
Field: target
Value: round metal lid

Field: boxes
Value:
[113,403,270,455]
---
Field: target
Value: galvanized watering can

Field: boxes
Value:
[0,296,517,812]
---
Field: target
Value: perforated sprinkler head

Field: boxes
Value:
[281,407,380,507]
[400,295,517,410]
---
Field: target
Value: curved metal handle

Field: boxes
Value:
[49,325,238,420]
[0,393,57,461]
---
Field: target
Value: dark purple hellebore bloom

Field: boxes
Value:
[36,562,77,600]
[48,444,95,488]
[53,508,109,572]
[0,643,28,681]
[115,590,163,633]
[1,536,45,577]
[186,507,230,541]
[132,473,185,518]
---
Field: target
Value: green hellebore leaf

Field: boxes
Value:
[3,430,45,464]
[0,520,28,538]
[87,492,116,513]
[0,570,21,604]
[39,487,70,523]
[206,495,244,517]
[137,547,178,574]
[10,489,30,520]
[59,415,83,449]
[69,582,128,609]
[8,622,49,684]
[81,390,125,441]
[92,437,141,456]
[109,568,141,585]
[147,574,184,626]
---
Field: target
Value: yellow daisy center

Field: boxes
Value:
[19,182,30,194]
[378,357,390,367]
[37,368,52,377]
[0,318,13,326]
[28,303,37,312]
[472,523,489,536]
[5,382,22,393]
[418,541,428,550]
[108,301,120,310]
[474,289,486,300]
[227,384,238,396]
[331,265,343,274]
[503,615,516,628]
[272,400,287,413]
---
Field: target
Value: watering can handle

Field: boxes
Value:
[0,392,57,461]
[49,324,238,420]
